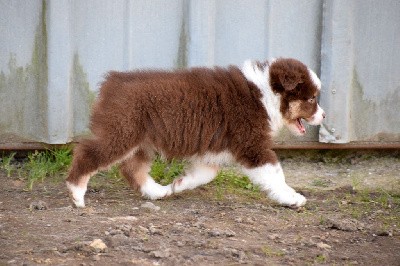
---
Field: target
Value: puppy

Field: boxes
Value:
[66,58,325,208]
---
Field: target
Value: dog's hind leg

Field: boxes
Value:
[120,150,173,200]
[171,163,219,194]
[66,138,137,207]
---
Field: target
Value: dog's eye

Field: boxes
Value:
[308,96,316,103]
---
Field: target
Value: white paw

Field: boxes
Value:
[141,179,172,200]
[269,187,307,208]
[66,181,86,208]
[171,177,186,193]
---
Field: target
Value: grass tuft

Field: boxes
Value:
[24,148,72,190]
[0,152,16,177]
[150,156,186,185]
[315,254,327,263]
[261,245,285,257]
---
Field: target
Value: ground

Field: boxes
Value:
[0,150,399,265]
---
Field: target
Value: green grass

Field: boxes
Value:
[314,254,327,264]
[0,148,73,190]
[24,148,72,189]
[0,152,16,177]
[336,187,400,222]
[310,178,331,188]
[150,156,186,185]
[261,245,285,257]
[1,150,260,197]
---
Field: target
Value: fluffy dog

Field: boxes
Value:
[66,58,325,208]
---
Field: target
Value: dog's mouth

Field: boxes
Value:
[295,118,306,135]
[285,118,307,136]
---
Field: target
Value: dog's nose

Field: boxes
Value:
[322,112,326,119]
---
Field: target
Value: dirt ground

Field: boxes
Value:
[1,150,399,265]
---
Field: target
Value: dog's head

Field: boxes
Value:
[269,58,325,136]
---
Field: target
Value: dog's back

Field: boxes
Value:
[90,66,269,160]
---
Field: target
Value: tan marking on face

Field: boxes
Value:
[288,100,302,119]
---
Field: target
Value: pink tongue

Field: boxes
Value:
[296,119,306,134]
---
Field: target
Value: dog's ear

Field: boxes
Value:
[279,73,304,91]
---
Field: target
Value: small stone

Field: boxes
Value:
[268,234,280,240]
[377,231,393,237]
[323,217,361,232]
[116,224,133,236]
[209,229,221,237]
[317,242,331,249]
[109,229,123,236]
[234,217,243,223]
[89,239,107,252]
[138,225,149,234]
[208,228,236,237]
[150,249,170,258]
[224,247,248,261]
[29,200,48,211]
[140,202,160,211]
[106,234,132,248]
[148,224,161,235]
[108,216,138,222]
[223,229,236,237]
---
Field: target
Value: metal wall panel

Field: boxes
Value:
[0,0,399,147]
[319,0,400,145]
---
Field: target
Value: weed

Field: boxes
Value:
[212,169,261,200]
[214,169,258,191]
[150,157,185,185]
[310,178,331,188]
[24,148,72,190]
[351,175,363,191]
[261,245,285,257]
[375,188,400,208]
[315,254,326,263]
[96,165,123,181]
[319,215,326,225]
[0,152,16,177]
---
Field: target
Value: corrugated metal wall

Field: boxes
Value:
[0,0,399,148]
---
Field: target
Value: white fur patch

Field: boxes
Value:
[140,178,172,200]
[307,104,325,126]
[190,151,234,166]
[241,60,284,136]
[172,164,218,193]
[242,163,306,207]
[66,181,88,208]
[308,68,321,90]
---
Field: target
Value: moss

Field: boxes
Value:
[352,69,400,141]
[71,53,96,136]
[0,0,48,141]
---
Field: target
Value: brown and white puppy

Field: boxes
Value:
[66,58,325,208]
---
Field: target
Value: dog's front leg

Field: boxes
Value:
[242,162,306,208]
